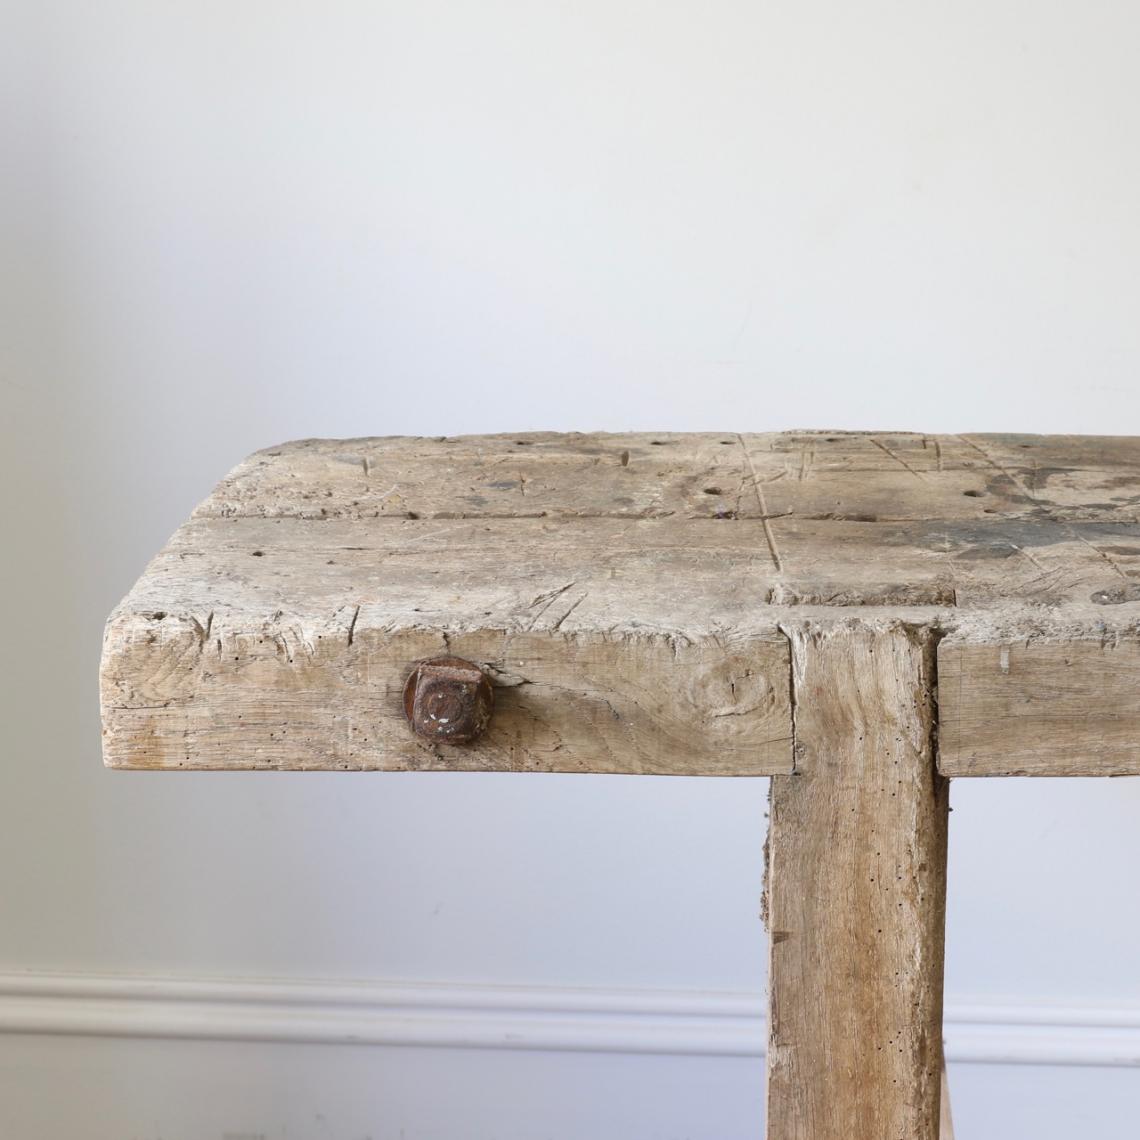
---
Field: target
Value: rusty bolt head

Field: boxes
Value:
[403,656,494,745]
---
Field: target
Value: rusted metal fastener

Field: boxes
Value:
[403,656,494,744]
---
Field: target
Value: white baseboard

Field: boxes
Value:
[1,972,1138,1068]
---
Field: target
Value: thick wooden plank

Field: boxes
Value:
[198,432,1140,607]
[766,623,949,1140]
[939,632,1140,776]
[102,431,1140,773]
[200,432,1140,527]
[102,624,791,774]
[196,433,752,521]
[101,516,794,773]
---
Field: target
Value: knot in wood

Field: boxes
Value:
[403,656,494,745]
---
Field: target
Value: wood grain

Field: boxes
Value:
[939,635,1140,776]
[766,623,949,1140]
[198,431,1140,528]
[102,621,792,775]
[193,432,1140,610]
[101,431,1140,772]
[100,514,795,773]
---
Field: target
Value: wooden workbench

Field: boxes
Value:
[100,431,1140,1139]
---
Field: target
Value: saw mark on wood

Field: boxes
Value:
[958,435,1037,500]
[737,434,784,572]
[189,612,214,649]
[799,443,813,482]
[1009,543,1045,571]
[960,435,1130,581]
[526,582,577,629]
[1073,535,1132,581]
[549,592,587,631]
[871,437,928,481]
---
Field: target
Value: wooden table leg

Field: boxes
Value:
[765,623,950,1140]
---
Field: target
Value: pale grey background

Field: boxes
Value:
[2,1,1139,1136]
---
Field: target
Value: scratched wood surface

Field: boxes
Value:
[101,431,1140,772]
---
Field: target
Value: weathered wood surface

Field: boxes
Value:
[193,432,1140,609]
[199,431,1140,527]
[939,633,1140,776]
[101,431,1140,772]
[100,514,794,772]
[766,624,949,1140]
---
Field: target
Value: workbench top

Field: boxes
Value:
[100,432,1140,777]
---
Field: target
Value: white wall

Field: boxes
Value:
[3,1,1140,1136]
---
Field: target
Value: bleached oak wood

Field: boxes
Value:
[766,623,949,1140]
[101,431,1140,773]
[103,621,791,775]
[938,634,1140,776]
[100,514,794,773]
[199,432,1140,530]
